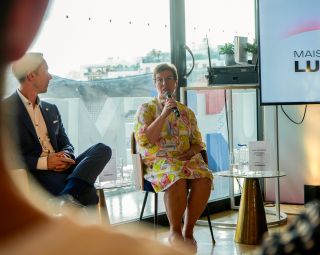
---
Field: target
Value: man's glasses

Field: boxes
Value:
[154,76,176,84]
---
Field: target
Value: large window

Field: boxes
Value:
[28,0,172,176]
[185,0,256,85]
[5,0,171,224]
[5,0,257,223]
[185,0,257,201]
[30,0,171,81]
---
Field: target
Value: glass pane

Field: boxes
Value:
[185,0,256,86]
[185,0,256,201]
[231,89,257,196]
[5,0,170,224]
[184,87,257,201]
[30,0,171,81]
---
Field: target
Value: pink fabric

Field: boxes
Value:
[198,90,225,115]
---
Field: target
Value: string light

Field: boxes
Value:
[59,15,169,29]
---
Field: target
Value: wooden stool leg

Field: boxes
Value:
[97,188,110,225]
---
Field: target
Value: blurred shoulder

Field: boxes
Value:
[138,98,157,111]
[142,97,157,106]
[40,100,54,108]
[177,101,195,115]
[40,100,59,114]
[3,92,18,103]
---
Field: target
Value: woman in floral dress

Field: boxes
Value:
[134,63,213,249]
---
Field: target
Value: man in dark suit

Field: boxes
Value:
[5,52,112,206]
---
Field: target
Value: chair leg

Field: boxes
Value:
[205,205,215,244]
[139,192,149,221]
[154,193,158,226]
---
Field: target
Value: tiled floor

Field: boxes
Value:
[104,188,304,255]
[113,207,302,255]
[103,186,165,223]
[103,176,231,224]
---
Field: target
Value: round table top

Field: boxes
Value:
[95,180,132,189]
[216,170,286,179]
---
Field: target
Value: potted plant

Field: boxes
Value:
[244,40,258,65]
[219,43,235,66]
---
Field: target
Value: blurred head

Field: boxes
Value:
[153,63,178,100]
[12,52,52,94]
[0,1,48,172]
[0,1,49,64]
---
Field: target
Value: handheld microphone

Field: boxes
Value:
[164,91,180,117]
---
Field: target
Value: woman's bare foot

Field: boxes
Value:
[184,236,197,253]
[168,231,184,247]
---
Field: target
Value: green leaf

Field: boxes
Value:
[219,43,234,55]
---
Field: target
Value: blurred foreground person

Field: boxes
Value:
[260,201,320,255]
[0,1,190,254]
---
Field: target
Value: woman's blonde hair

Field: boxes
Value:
[153,63,178,81]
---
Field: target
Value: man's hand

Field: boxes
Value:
[47,152,75,171]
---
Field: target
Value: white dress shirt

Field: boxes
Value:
[17,89,55,170]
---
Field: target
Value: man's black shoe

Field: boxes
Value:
[57,194,85,208]
[47,194,86,216]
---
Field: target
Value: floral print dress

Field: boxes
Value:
[134,97,213,192]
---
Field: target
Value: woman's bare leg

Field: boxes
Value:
[164,179,188,243]
[183,178,211,240]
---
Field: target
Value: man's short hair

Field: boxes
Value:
[12,52,44,80]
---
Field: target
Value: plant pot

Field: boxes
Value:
[252,53,258,66]
[225,54,235,66]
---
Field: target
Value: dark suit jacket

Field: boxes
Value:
[4,92,75,171]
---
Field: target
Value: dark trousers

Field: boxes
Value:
[31,143,111,205]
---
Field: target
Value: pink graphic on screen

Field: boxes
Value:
[283,19,320,38]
